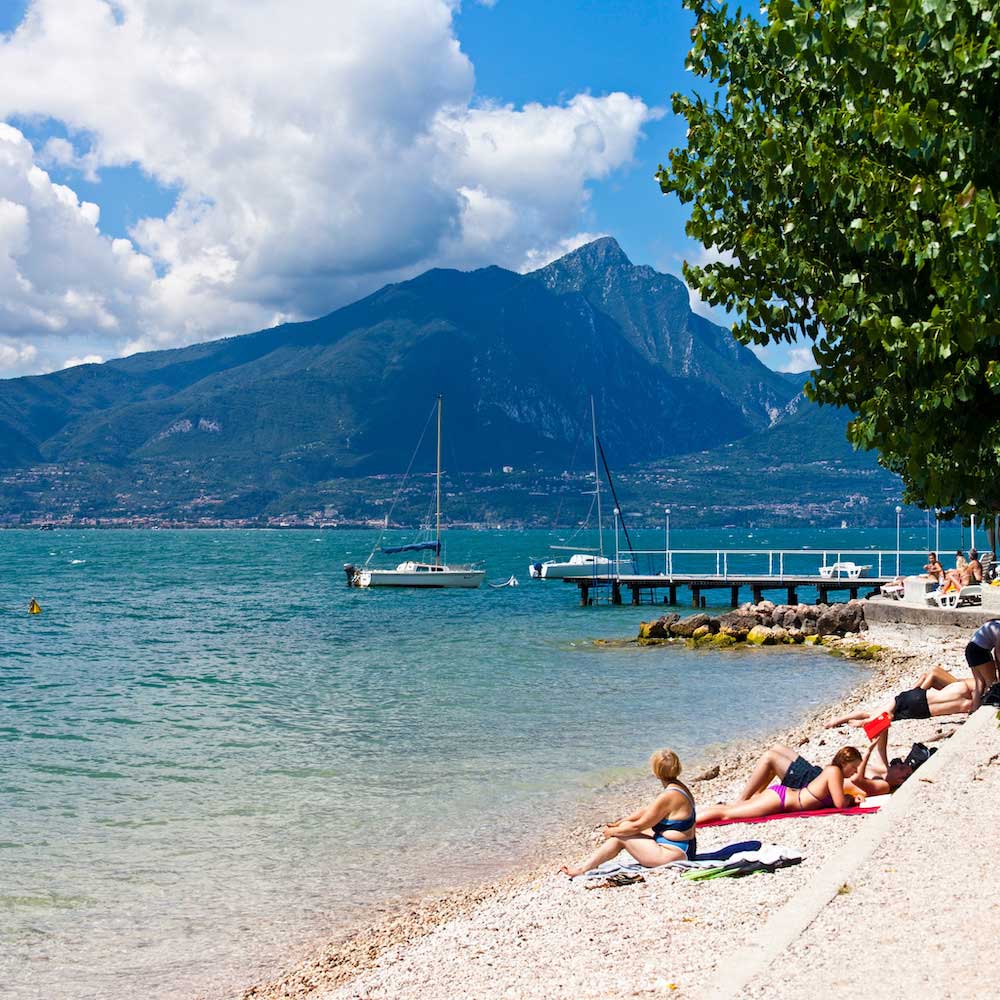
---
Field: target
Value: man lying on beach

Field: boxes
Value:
[826,678,974,727]
[695,747,860,826]
[559,749,696,877]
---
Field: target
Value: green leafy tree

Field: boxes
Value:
[658,0,1000,517]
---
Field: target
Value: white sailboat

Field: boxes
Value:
[345,396,485,589]
[528,398,613,581]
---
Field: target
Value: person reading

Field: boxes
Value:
[696,747,861,825]
[845,730,913,796]
[559,749,697,877]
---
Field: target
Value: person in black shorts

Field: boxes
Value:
[966,619,1000,710]
[827,678,974,728]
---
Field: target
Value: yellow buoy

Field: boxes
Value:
[29,599,42,614]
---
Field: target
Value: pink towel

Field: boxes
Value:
[699,805,879,828]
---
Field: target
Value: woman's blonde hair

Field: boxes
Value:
[650,748,682,784]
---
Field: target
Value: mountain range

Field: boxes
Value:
[0,237,893,524]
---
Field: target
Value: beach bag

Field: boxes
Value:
[903,742,937,771]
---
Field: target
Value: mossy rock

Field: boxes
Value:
[804,634,820,645]
[712,633,737,648]
[746,625,775,645]
[842,643,884,661]
[692,624,711,639]
[637,637,670,646]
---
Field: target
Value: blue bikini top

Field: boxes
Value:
[651,784,696,835]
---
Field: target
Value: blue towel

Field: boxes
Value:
[694,840,762,861]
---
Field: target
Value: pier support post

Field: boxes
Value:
[787,587,798,605]
[752,585,763,603]
[669,585,677,605]
[691,586,701,608]
[630,585,640,605]
[818,586,828,604]
[611,582,622,605]
[579,584,589,607]
[730,585,739,607]
[850,586,859,600]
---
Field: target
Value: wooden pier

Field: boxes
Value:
[572,573,891,607]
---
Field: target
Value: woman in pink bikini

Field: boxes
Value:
[696,747,861,825]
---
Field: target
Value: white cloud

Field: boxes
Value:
[0,340,37,369]
[63,353,104,368]
[0,0,655,369]
[777,345,815,373]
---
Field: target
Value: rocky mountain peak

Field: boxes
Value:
[541,235,632,274]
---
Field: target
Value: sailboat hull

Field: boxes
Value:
[355,561,485,589]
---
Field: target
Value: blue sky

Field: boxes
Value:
[0,1,805,375]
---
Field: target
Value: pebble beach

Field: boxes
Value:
[238,618,994,1000]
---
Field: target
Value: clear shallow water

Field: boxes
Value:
[0,525,945,999]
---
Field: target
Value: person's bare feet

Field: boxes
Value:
[559,864,584,877]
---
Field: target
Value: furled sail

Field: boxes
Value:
[381,541,441,555]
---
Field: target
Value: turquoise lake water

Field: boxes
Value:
[0,524,963,998]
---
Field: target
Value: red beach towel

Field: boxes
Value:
[699,805,879,828]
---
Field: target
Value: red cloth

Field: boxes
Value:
[699,805,879,828]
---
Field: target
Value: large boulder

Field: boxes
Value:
[718,610,760,640]
[671,612,714,637]
[747,624,776,645]
[817,601,867,636]
[638,613,679,640]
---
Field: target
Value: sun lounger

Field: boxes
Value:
[818,561,872,579]
[880,582,905,599]
[927,584,981,609]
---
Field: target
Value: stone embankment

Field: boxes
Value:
[638,599,872,651]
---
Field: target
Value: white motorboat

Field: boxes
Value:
[345,395,484,589]
[530,552,613,580]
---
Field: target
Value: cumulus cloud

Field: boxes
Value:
[778,345,816,373]
[0,0,655,371]
[63,353,104,368]
[0,340,37,369]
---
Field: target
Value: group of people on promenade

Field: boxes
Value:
[560,619,1000,878]
[923,548,988,590]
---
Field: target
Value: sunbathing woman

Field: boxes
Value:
[696,747,861,826]
[559,749,696,877]
[734,743,826,801]
[826,677,974,727]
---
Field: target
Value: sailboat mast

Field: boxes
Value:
[591,395,604,557]
[435,394,442,566]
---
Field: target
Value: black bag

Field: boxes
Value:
[903,742,937,771]
[983,682,1000,707]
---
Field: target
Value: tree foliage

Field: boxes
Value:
[659,0,1000,514]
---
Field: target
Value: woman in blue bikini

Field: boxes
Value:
[559,749,696,877]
